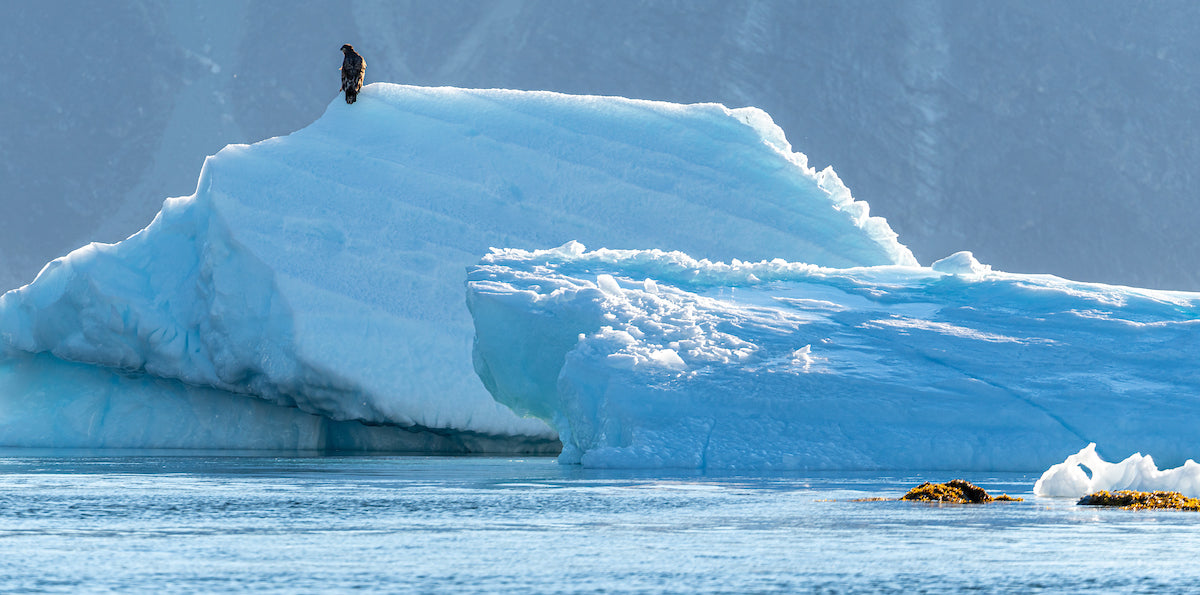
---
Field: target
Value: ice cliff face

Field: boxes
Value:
[0,85,910,450]
[469,245,1200,470]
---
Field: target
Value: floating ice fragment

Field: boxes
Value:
[1034,443,1200,499]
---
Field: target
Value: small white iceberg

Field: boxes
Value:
[1034,443,1200,499]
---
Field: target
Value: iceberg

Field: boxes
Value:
[468,245,1200,469]
[0,84,912,451]
[1034,443,1200,499]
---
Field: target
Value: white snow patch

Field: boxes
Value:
[860,316,1050,344]
[931,251,991,275]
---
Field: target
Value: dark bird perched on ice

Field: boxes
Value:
[340,44,365,104]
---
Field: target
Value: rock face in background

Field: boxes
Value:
[4,1,1200,292]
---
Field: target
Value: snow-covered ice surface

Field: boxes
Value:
[469,245,1200,470]
[1034,443,1200,499]
[0,84,911,451]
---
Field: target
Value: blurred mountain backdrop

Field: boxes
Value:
[3,0,1198,291]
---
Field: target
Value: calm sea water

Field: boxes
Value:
[0,453,1198,594]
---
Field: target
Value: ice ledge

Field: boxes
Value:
[469,243,1200,470]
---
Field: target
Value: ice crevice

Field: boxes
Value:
[907,342,1094,449]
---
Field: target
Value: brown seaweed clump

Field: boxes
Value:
[1078,490,1200,511]
[901,480,1024,504]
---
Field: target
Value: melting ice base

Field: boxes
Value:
[469,245,1200,470]
[0,352,548,453]
[0,84,911,451]
[1034,443,1200,499]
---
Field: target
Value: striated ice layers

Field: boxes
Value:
[1034,444,1200,499]
[469,245,1200,470]
[0,84,912,451]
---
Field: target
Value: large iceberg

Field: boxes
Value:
[0,84,912,451]
[468,245,1200,470]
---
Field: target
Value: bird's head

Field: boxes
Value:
[341,44,354,53]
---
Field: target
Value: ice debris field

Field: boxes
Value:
[2,83,1199,484]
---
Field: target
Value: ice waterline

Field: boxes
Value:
[9,456,1200,593]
